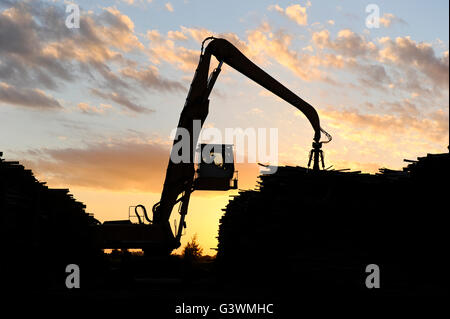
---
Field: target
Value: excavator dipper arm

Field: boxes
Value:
[205,38,323,142]
[152,37,331,249]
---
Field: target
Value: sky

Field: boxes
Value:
[0,0,448,254]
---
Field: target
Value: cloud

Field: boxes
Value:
[245,28,348,81]
[349,62,391,88]
[433,38,446,49]
[0,3,74,89]
[309,28,449,97]
[269,4,308,26]
[168,30,188,41]
[247,29,320,80]
[383,98,420,117]
[149,39,200,72]
[120,0,153,6]
[90,88,152,113]
[322,105,449,144]
[0,2,143,84]
[147,29,163,43]
[0,82,61,109]
[147,26,256,73]
[77,102,112,115]
[165,2,174,12]
[312,29,331,48]
[147,24,362,84]
[98,7,144,51]
[147,23,448,108]
[179,26,212,43]
[0,1,178,114]
[313,29,377,57]
[24,140,261,193]
[379,13,407,28]
[120,65,185,91]
[25,141,171,192]
[378,36,449,88]
[147,26,245,72]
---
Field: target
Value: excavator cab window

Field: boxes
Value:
[195,144,238,190]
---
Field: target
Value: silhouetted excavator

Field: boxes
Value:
[98,37,332,254]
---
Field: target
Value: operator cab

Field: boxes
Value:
[194,144,238,190]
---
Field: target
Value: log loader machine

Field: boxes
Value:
[98,37,332,255]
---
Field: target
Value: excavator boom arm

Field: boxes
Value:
[205,38,322,142]
[153,37,329,249]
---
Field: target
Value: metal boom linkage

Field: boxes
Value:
[148,37,332,250]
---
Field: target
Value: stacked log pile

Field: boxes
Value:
[216,152,449,296]
[0,152,100,289]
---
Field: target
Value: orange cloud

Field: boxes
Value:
[100,7,144,50]
[309,28,448,97]
[147,24,346,82]
[378,36,449,87]
[149,40,200,72]
[25,141,170,192]
[168,30,188,41]
[24,140,262,194]
[247,29,321,80]
[0,1,174,114]
[165,2,174,12]
[147,29,163,43]
[269,4,308,26]
[312,29,377,57]
[148,26,252,72]
[41,7,145,64]
[77,102,112,115]
[379,13,407,28]
[321,106,449,144]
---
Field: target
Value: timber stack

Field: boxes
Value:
[216,151,449,296]
[0,152,100,289]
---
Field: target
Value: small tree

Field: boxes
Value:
[182,234,203,262]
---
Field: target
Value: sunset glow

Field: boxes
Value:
[1,0,448,254]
